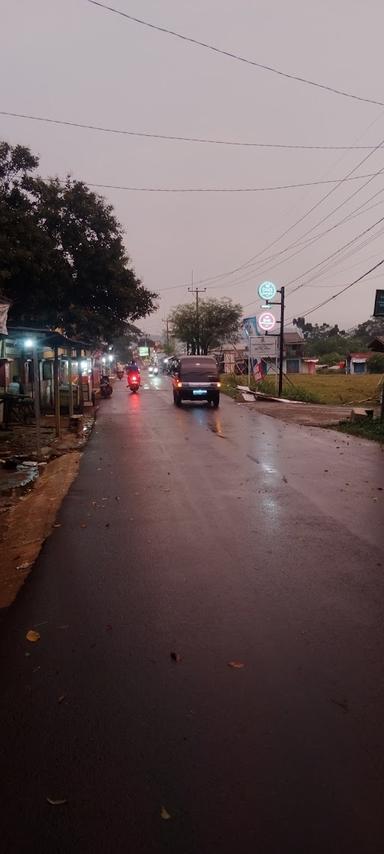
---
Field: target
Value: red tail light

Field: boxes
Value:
[131,375,137,382]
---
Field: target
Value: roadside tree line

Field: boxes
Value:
[0,141,157,345]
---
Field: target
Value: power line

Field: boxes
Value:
[1,109,383,151]
[86,1,384,109]
[84,172,379,193]
[158,177,384,294]
[207,184,384,292]
[286,216,384,293]
[158,124,384,291]
[242,256,384,313]
[285,258,384,323]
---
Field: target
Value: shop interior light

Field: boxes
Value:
[24,338,35,348]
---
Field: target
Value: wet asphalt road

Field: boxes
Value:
[1,374,384,854]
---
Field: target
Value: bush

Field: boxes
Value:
[367,354,384,374]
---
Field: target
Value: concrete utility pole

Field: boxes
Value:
[188,278,206,355]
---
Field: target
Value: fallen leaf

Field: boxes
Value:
[33,666,41,673]
[115,496,120,502]
[58,695,66,704]
[46,797,68,806]
[80,523,87,529]
[105,523,110,528]
[282,476,288,484]
[26,630,40,643]
[53,523,61,528]
[227,660,245,669]
[170,652,182,663]
[160,806,171,821]
[105,624,113,632]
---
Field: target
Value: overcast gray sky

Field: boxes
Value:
[2,0,384,335]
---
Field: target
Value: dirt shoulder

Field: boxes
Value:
[239,399,375,427]
[0,452,81,609]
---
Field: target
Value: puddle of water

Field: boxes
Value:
[0,462,39,496]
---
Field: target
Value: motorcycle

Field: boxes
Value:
[127,371,141,393]
[100,376,113,398]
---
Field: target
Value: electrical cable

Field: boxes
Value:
[84,172,379,193]
[86,1,384,109]
[284,257,384,323]
[1,109,383,151]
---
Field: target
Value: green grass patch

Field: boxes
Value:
[337,418,384,443]
[221,372,383,406]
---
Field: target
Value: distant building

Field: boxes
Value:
[346,352,374,374]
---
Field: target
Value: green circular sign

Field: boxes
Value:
[258,281,277,301]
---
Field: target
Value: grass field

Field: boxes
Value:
[337,419,384,443]
[221,373,383,406]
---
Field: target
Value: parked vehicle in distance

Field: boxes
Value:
[172,356,220,408]
[100,375,113,398]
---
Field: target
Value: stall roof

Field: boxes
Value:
[6,326,91,351]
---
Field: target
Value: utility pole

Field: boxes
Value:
[32,343,42,461]
[278,286,285,397]
[163,316,171,351]
[188,280,206,355]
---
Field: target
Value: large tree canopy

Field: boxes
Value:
[0,141,157,343]
[170,298,242,354]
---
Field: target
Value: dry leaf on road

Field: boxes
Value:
[46,797,68,806]
[170,652,182,663]
[227,660,245,669]
[26,630,40,643]
[160,806,171,820]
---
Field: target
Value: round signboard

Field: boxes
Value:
[258,280,277,301]
[258,311,276,333]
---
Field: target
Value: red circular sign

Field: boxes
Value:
[258,311,276,332]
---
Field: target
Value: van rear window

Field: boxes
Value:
[179,360,218,381]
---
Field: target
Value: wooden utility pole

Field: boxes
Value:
[188,282,206,355]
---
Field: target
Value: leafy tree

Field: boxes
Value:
[0,141,157,343]
[367,353,384,374]
[320,352,345,366]
[170,298,242,354]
